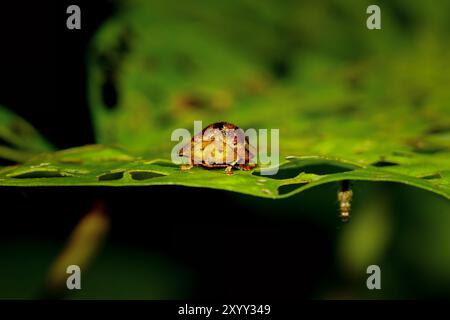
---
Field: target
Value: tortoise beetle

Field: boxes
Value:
[179,122,256,175]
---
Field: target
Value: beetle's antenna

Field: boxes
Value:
[338,180,353,222]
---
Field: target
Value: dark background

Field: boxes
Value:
[0,0,113,148]
[0,1,336,299]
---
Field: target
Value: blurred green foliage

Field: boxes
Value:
[81,0,450,197]
[2,0,450,200]
[0,105,53,163]
[89,0,450,157]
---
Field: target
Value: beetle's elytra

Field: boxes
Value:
[179,122,256,175]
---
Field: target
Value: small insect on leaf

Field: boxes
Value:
[179,122,257,175]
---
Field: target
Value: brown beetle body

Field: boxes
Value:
[179,122,256,175]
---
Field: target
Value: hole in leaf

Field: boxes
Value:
[253,164,352,180]
[371,161,398,167]
[278,182,308,195]
[98,171,124,181]
[421,173,441,180]
[129,171,166,180]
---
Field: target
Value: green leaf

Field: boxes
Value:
[1,2,449,201]
[0,105,53,163]
[0,145,448,200]
[82,1,450,198]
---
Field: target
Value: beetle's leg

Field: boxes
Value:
[180,163,193,171]
[224,160,239,176]
[239,163,255,171]
[225,165,234,175]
